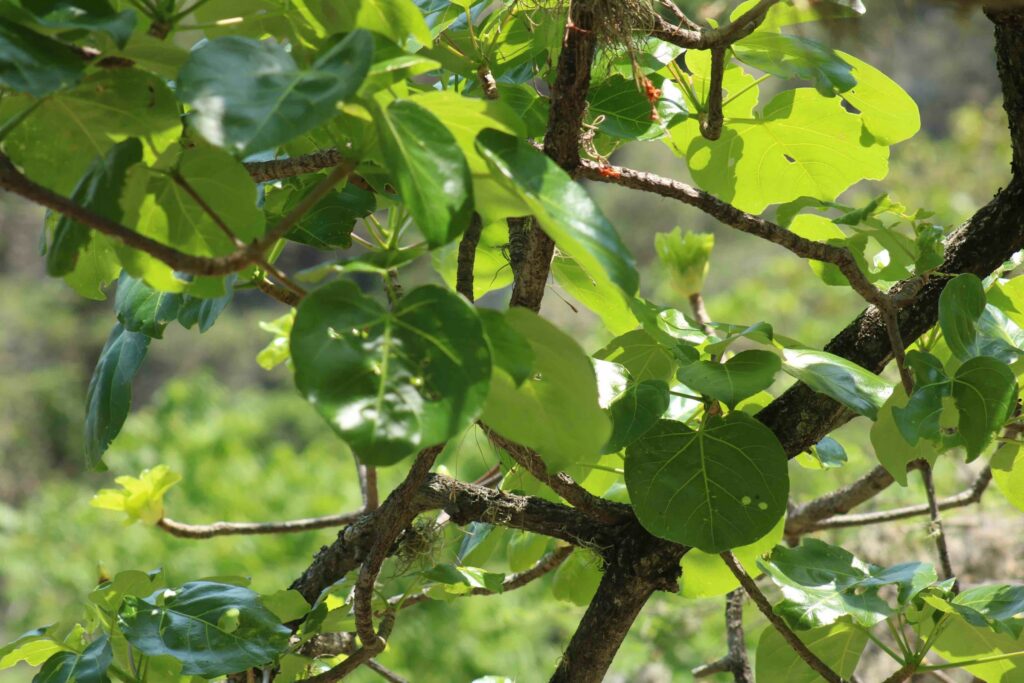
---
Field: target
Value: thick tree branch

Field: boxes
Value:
[650,0,779,50]
[722,551,845,683]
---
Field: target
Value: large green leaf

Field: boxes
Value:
[482,308,610,472]
[346,0,433,49]
[759,538,937,629]
[0,18,82,96]
[33,635,111,683]
[781,348,893,420]
[85,323,150,469]
[756,622,868,683]
[677,350,781,408]
[551,254,639,336]
[733,32,855,96]
[625,415,789,553]
[177,31,373,154]
[475,129,639,296]
[46,138,141,278]
[837,50,921,145]
[291,282,491,465]
[952,356,1018,460]
[928,612,1024,683]
[478,309,533,388]
[376,99,474,247]
[118,582,290,677]
[940,274,990,361]
[675,88,889,214]
[603,380,670,454]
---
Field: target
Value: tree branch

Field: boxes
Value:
[785,465,897,538]
[721,551,845,683]
[156,511,363,539]
[920,463,957,586]
[393,545,573,611]
[804,467,992,532]
[456,214,484,301]
[693,589,753,681]
[650,0,780,50]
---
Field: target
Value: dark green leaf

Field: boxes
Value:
[33,635,110,683]
[291,282,491,465]
[677,350,781,408]
[376,99,474,247]
[940,274,988,361]
[587,74,686,140]
[604,379,670,454]
[734,32,855,96]
[893,350,950,445]
[46,138,141,277]
[20,0,136,48]
[479,309,533,387]
[281,183,373,250]
[871,386,940,485]
[178,31,373,154]
[781,348,893,420]
[954,585,1024,637]
[952,356,1018,460]
[115,273,181,339]
[475,129,639,296]
[85,323,149,469]
[0,18,82,96]
[625,415,789,553]
[118,581,290,677]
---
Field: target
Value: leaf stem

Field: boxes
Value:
[864,624,906,664]
[720,74,771,110]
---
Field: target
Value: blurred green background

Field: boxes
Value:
[0,2,1020,681]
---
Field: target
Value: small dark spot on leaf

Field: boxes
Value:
[784,154,796,164]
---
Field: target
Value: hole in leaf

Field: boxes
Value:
[783,154,796,164]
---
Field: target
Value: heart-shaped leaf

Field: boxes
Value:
[677,350,781,408]
[952,356,1018,461]
[625,415,789,553]
[291,282,491,465]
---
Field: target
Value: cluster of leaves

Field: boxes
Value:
[3,0,1024,680]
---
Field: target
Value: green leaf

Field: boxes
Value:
[604,380,670,454]
[587,74,686,140]
[84,323,149,468]
[279,182,374,251]
[118,582,290,677]
[46,138,141,278]
[625,415,789,553]
[376,99,474,247]
[733,32,855,96]
[677,350,781,408]
[756,622,868,683]
[952,356,1018,460]
[837,50,921,145]
[89,569,166,613]
[422,564,505,596]
[654,228,713,298]
[550,254,639,336]
[680,515,784,599]
[594,330,676,383]
[349,0,432,49]
[759,538,937,629]
[0,18,82,96]
[33,635,111,683]
[482,308,610,472]
[18,1,136,48]
[475,128,639,296]
[870,385,940,485]
[479,309,533,387]
[115,273,182,339]
[940,274,990,361]
[992,443,1024,513]
[797,436,848,470]
[928,611,1024,682]
[291,282,491,465]
[0,627,65,670]
[788,214,850,286]
[781,348,893,420]
[507,532,549,573]
[178,31,373,154]
[90,465,182,525]
[551,550,601,607]
[675,88,889,214]
[893,350,950,446]
[954,585,1024,636]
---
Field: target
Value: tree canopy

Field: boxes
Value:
[2,0,1024,682]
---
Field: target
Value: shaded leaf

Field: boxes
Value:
[0,18,82,96]
[604,379,670,454]
[84,323,149,468]
[677,350,781,408]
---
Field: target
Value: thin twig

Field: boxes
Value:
[920,462,957,588]
[786,465,897,538]
[721,551,845,683]
[393,545,574,610]
[457,214,484,301]
[156,511,363,539]
[484,428,630,524]
[366,660,409,683]
[254,277,301,307]
[803,467,992,532]
[693,589,753,681]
